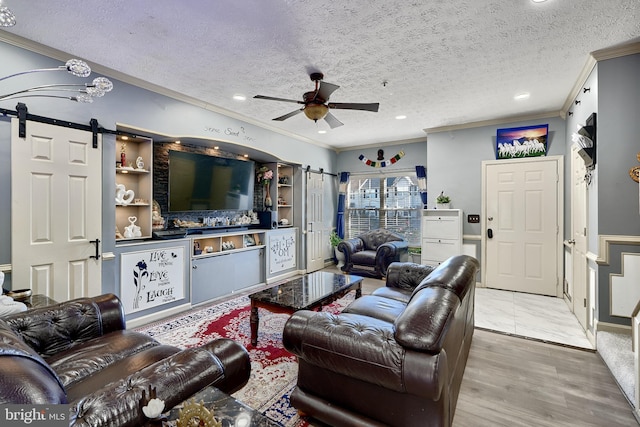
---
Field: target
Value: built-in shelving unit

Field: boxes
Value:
[115,135,153,241]
[191,231,265,256]
[276,163,294,228]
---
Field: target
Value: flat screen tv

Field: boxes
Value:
[168,150,255,212]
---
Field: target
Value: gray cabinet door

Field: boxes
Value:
[191,249,265,305]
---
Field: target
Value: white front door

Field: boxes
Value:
[306,171,326,272]
[483,156,562,296]
[570,145,589,331]
[11,119,102,301]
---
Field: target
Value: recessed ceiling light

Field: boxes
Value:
[175,140,181,144]
[318,130,327,134]
[532,0,548,3]
[233,94,246,101]
[514,92,530,100]
[243,154,249,158]
[395,115,407,120]
[214,146,219,150]
[121,136,129,141]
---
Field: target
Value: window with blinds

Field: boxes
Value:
[345,175,422,247]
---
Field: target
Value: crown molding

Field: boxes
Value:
[560,55,597,117]
[0,31,332,150]
[592,41,640,61]
[423,111,562,135]
[334,136,427,153]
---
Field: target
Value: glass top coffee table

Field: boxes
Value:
[164,385,280,426]
[248,271,363,346]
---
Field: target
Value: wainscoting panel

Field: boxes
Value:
[611,252,640,318]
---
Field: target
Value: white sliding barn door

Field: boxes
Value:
[306,171,326,272]
[11,119,103,301]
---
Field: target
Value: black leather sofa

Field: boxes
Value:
[337,228,409,278]
[0,293,250,427]
[283,255,479,427]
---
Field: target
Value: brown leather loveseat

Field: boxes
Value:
[0,293,250,426]
[337,228,409,278]
[283,255,479,427]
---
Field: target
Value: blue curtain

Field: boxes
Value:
[415,165,427,207]
[336,172,349,238]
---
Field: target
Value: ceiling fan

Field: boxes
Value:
[253,72,379,129]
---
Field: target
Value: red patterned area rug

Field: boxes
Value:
[136,293,355,426]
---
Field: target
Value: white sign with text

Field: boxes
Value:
[120,247,185,314]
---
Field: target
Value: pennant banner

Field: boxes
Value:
[358,151,405,168]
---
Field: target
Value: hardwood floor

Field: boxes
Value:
[324,268,637,426]
[454,329,636,426]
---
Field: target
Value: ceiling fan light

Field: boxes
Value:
[304,104,329,121]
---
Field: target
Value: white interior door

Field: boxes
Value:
[570,145,589,331]
[11,119,102,301]
[306,171,325,272]
[484,157,561,296]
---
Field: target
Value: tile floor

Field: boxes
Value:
[475,287,594,349]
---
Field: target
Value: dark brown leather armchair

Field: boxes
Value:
[283,255,479,427]
[337,228,409,278]
[0,293,250,427]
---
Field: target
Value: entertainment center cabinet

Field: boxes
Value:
[113,137,302,324]
[191,229,266,304]
[115,226,298,323]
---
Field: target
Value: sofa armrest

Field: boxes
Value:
[4,294,125,358]
[69,343,235,427]
[385,262,435,292]
[283,310,445,400]
[377,240,408,256]
[337,238,364,257]
[394,287,460,353]
[375,241,409,275]
[0,321,67,404]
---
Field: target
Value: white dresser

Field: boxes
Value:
[421,209,463,266]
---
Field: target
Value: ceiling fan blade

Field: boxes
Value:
[273,109,304,121]
[254,95,304,104]
[324,112,344,129]
[328,102,379,112]
[315,81,340,101]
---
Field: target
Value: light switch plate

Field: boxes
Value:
[468,214,480,223]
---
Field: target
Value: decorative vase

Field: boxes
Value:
[334,247,345,269]
[264,183,272,210]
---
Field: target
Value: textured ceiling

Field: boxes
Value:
[0,0,639,149]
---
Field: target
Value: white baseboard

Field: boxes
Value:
[597,321,632,336]
[126,302,192,329]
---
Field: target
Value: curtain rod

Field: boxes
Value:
[349,167,417,176]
